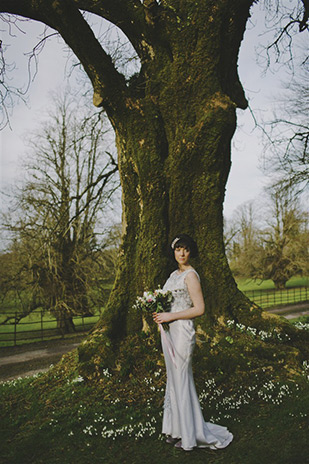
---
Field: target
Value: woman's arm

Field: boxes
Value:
[153,271,205,324]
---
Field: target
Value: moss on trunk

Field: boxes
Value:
[77,1,308,378]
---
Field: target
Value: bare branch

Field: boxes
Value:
[0,29,28,128]
[24,30,59,89]
[261,0,309,70]
[0,0,128,113]
[261,56,309,196]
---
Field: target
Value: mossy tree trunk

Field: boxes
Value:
[95,0,256,342]
[1,0,308,372]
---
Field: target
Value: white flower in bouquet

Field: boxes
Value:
[133,287,173,331]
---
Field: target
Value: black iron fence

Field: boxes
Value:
[1,286,308,347]
[0,310,100,347]
[243,286,309,309]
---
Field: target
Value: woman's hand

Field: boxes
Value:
[153,311,174,324]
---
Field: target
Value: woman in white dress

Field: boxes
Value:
[153,234,233,451]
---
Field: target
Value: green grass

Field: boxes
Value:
[1,276,308,348]
[0,312,100,347]
[243,287,309,309]
[289,314,309,324]
[0,313,100,330]
[236,276,309,309]
[236,275,309,291]
[1,316,308,464]
[0,365,308,464]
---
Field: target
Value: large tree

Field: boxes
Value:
[0,1,308,373]
[1,92,119,332]
[226,193,309,289]
[259,191,309,289]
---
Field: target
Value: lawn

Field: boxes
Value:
[1,315,308,464]
[236,275,309,291]
[0,312,100,347]
[0,363,308,464]
[236,276,309,309]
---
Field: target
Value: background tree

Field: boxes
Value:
[1,92,119,332]
[226,190,309,288]
[0,243,37,322]
[0,1,308,376]
[225,202,260,279]
[256,189,309,288]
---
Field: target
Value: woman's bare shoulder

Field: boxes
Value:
[184,268,200,282]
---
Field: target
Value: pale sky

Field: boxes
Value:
[0,3,305,227]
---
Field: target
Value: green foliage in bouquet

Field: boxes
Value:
[133,289,173,331]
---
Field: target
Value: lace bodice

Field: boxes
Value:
[163,268,200,313]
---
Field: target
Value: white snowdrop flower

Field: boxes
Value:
[259,330,269,340]
[236,323,246,331]
[246,326,257,336]
[101,368,112,378]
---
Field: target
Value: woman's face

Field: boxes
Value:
[174,246,190,266]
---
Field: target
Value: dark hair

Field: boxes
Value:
[170,234,198,259]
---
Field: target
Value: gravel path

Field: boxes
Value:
[0,304,308,383]
[0,335,86,382]
[267,302,309,319]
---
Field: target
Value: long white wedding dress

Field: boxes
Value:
[161,268,233,451]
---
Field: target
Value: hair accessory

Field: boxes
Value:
[171,237,180,249]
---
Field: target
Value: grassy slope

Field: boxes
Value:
[0,367,308,464]
[1,310,308,464]
[1,317,309,464]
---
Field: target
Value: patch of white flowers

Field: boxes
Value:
[110,397,120,405]
[28,367,305,442]
[143,376,157,391]
[288,411,308,418]
[293,321,309,331]
[198,375,302,423]
[143,374,164,392]
[226,319,291,342]
[0,372,41,386]
[72,375,84,384]
[75,409,158,440]
[143,376,152,385]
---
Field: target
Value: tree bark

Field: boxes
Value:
[56,312,76,334]
[100,1,255,341]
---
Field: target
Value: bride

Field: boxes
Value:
[153,234,233,451]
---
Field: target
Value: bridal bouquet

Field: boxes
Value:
[133,288,173,331]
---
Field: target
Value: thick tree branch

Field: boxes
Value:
[300,0,309,31]
[0,0,128,113]
[72,0,157,62]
